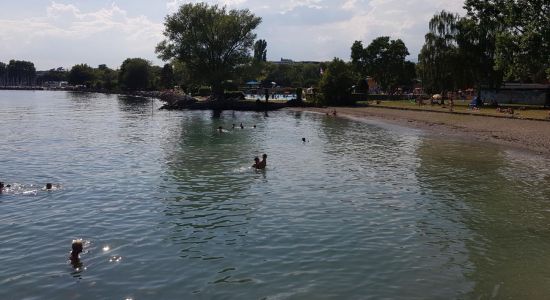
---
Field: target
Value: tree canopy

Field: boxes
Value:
[119,58,151,90]
[68,64,95,86]
[254,39,267,62]
[465,0,549,82]
[351,37,413,93]
[156,3,262,98]
[319,58,355,105]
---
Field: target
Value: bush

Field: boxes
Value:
[319,58,355,106]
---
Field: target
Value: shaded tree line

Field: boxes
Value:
[0,60,36,86]
[418,1,549,94]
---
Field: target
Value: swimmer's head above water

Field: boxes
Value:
[71,240,83,260]
[46,183,53,190]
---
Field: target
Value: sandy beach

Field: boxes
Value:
[287,106,550,156]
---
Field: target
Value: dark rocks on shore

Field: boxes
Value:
[159,93,314,111]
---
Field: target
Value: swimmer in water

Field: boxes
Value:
[257,153,267,169]
[252,156,260,169]
[218,126,223,133]
[302,137,306,143]
[253,125,256,128]
[240,123,244,129]
[46,183,53,190]
[70,240,83,268]
[232,123,235,129]
[0,182,4,192]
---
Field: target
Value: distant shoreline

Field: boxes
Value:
[288,106,550,156]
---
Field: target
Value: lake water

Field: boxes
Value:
[1,91,550,299]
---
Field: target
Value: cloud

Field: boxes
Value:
[165,0,465,61]
[0,0,466,69]
[0,2,163,69]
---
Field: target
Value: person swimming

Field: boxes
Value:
[257,153,267,169]
[218,126,223,133]
[302,137,306,143]
[46,183,53,190]
[69,239,84,268]
[0,182,4,192]
[252,156,260,169]
[240,123,244,129]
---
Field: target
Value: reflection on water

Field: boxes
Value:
[416,138,550,299]
[2,91,550,299]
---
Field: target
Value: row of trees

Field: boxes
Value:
[35,59,177,91]
[0,60,36,86]
[418,1,549,93]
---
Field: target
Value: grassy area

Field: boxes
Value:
[358,100,550,120]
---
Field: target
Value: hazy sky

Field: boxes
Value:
[0,0,465,70]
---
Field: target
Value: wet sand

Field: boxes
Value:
[287,106,550,156]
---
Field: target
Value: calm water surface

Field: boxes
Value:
[1,91,550,299]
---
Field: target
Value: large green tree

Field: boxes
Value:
[119,58,151,90]
[464,0,549,82]
[253,39,267,62]
[68,64,95,86]
[156,3,261,99]
[0,62,7,86]
[5,60,36,86]
[319,58,355,106]
[351,37,411,93]
[417,11,464,93]
[160,63,175,89]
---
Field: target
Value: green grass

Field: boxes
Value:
[359,100,550,120]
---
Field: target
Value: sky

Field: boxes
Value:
[0,0,465,70]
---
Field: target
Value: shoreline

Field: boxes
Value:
[287,106,550,157]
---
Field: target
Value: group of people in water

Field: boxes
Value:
[217,122,258,133]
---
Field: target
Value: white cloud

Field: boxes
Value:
[0,0,466,69]
[0,2,163,69]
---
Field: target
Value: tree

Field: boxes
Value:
[68,64,95,86]
[350,40,367,75]
[119,58,151,90]
[417,11,463,93]
[95,64,118,90]
[37,68,68,85]
[0,62,7,86]
[6,60,36,86]
[156,3,262,99]
[464,0,549,82]
[253,39,267,62]
[319,58,355,106]
[363,37,410,93]
[160,64,175,89]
